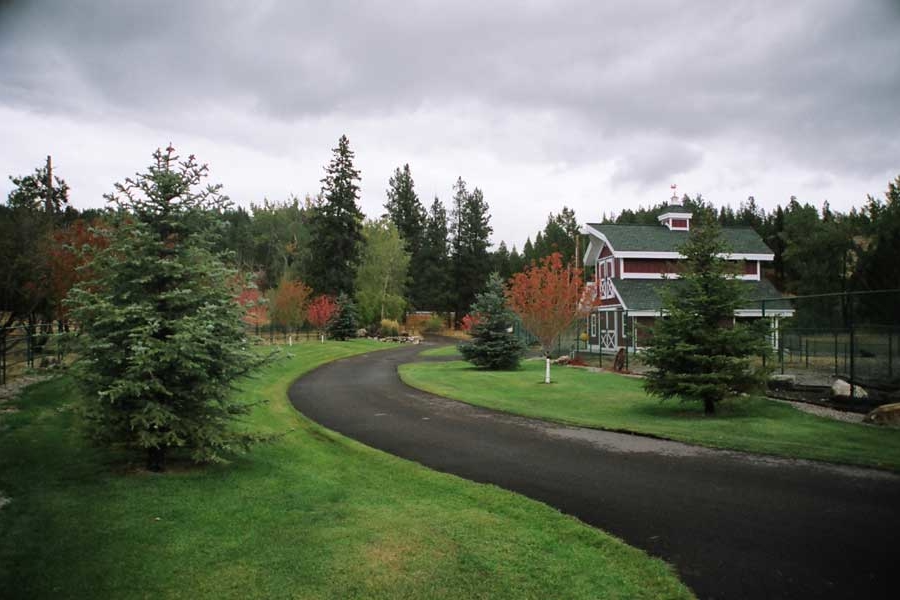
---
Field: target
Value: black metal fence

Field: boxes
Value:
[0,322,71,385]
[743,290,900,391]
[0,321,319,386]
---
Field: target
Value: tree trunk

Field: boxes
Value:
[146,446,166,472]
[703,398,716,415]
[545,356,551,384]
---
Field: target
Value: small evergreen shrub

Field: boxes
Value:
[328,293,360,340]
[458,274,525,370]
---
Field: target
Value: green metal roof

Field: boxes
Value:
[613,278,793,312]
[585,223,773,254]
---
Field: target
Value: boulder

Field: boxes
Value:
[863,402,900,427]
[831,379,868,400]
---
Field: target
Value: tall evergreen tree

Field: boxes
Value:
[384,163,428,308]
[450,177,493,321]
[384,164,426,252]
[856,176,900,323]
[493,241,512,281]
[768,205,786,288]
[508,244,524,275]
[522,237,534,264]
[414,197,451,311]
[642,214,770,415]
[306,135,363,295]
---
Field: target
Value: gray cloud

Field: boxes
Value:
[1,0,898,242]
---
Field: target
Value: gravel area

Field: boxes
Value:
[769,397,865,423]
[0,374,54,409]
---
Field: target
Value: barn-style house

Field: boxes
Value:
[581,203,793,354]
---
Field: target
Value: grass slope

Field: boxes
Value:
[400,359,900,471]
[0,341,692,600]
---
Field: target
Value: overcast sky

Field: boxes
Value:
[2,0,899,248]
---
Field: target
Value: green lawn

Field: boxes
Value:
[418,344,461,358]
[0,340,692,600]
[399,359,900,471]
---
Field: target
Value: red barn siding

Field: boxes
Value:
[622,259,678,274]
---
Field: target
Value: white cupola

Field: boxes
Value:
[657,184,692,230]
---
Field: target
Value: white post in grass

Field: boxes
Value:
[288,335,293,347]
[545,356,551,384]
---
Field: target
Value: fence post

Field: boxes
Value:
[1,332,6,385]
[779,328,785,375]
[889,332,893,379]
[805,339,809,368]
[834,332,839,375]
[26,323,34,370]
[848,296,855,398]
[761,300,767,368]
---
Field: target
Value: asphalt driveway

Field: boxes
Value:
[288,343,900,600]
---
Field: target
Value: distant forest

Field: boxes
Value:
[2,141,898,332]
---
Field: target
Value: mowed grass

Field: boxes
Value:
[0,340,692,600]
[399,359,900,471]
[418,344,461,358]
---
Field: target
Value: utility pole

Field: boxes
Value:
[575,232,581,270]
[45,155,54,213]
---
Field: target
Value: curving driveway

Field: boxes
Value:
[289,342,900,600]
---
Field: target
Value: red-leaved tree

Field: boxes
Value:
[507,252,591,383]
[47,218,110,321]
[307,294,338,342]
[269,278,312,338]
[236,286,268,335]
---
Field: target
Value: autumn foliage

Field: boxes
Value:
[460,313,480,333]
[307,294,338,334]
[236,286,269,329]
[507,252,591,356]
[269,278,312,331]
[47,218,109,320]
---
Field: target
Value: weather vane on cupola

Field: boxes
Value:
[670,183,678,204]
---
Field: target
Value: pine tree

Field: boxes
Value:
[415,197,451,311]
[450,177,493,322]
[327,292,360,340]
[642,214,770,415]
[458,274,524,370]
[493,241,512,281]
[67,146,266,471]
[384,164,425,253]
[508,245,524,275]
[306,135,364,295]
[383,164,428,308]
[522,237,534,264]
